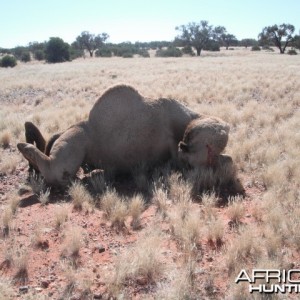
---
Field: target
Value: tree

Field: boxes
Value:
[258,24,295,54]
[239,39,258,48]
[176,21,225,56]
[45,37,70,63]
[220,33,238,49]
[76,31,109,57]
[292,33,300,50]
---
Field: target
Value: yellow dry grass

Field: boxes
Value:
[0,48,300,298]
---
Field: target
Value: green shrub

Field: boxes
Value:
[155,47,182,57]
[251,45,261,51]
[182,45,195,56]
[69,47,83,60]
[137,49,150,57]
[0,55,17,68]
[45,37,70,63]
[21,52,31,62]
[122,52,133,58]
[34,50,45,61]
[287,49,297,55]
[262,46,274,52]
[203,40,220,51]
[95,47,112,57]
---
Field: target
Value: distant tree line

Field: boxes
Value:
[1,22,299,67]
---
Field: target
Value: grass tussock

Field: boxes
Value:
[156,258,198,299]
[0,152,20,174]
[54,203,69,229]
[0,130,11,148]
[68,181,93,212]
[39,187,51,205]
[1,207,13,236]
[170,208,202,256]
[61,226,83,259]
[101,188,128,231]
[108,229,164,295]
[227,196,245,224]
[153,185,169,218]
[13,247,29,284]
[226,226,262,276]
[0,276,14,299]
[128,194,145,229]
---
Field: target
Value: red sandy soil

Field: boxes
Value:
[0,155,265,299]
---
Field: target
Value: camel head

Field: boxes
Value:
[18,123,89,186]
[18,142,74,186]
[178,117,230,168]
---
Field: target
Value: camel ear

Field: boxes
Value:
[17,143,49,171]
[25,122,46,153]
[179,141,189,153]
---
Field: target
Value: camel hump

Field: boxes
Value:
[94,84,143,106]
[89,84,147,124]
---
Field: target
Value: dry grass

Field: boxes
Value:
[53,203,69,229]
[7,192,19,215]
[0,130,11,148]
[1,49,300,298]
[226,226,263,276]
[38,187,51,205]
[1,206,13,236]
[156,258,198,299]
[0,276,14,300]
[108,228,164,296]
[128,194,145,229]
[153,185,169,218]
[61,226,83,259]
[0,152,20,174]
[226,196,245,224]
[100,188,129,231]
[13,247,29,284]
[68,181,93,211]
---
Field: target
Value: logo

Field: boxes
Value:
[235,269,300,293]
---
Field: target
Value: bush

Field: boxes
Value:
[137,49,150,57]
[122,52,133,58]
[34,50,45,61]
[203,40,220,51]
[95,47,112,57]
[155,46,182,57]
[287,49,297,55]
[182,45,195,56]
[0,55,17,68]
[21,52,31,63]
[45,37,70,63]
[69,47,83,60]
[110,43,137,57]
[251,45,261,51]
[262,46,274,52]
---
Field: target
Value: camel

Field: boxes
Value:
[18,85,230,186]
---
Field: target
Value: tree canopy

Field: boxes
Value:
[175,21,236,55]
[76,31,109,57]
[45,37,70,63]
[258,24,295,54]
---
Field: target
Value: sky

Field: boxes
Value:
[1,0,299,48]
